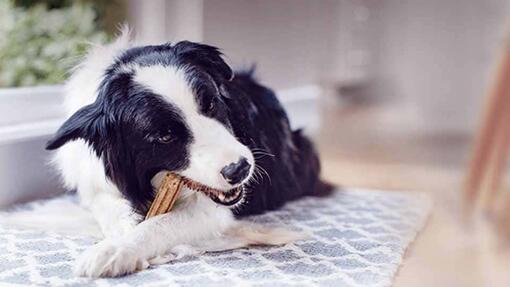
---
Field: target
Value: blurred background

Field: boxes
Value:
[1,1,510,286]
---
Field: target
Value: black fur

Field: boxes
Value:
[224,72,331,215]
[46,41,331,216]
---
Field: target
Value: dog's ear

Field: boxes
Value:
[45,103,106,151]
[102,139,153,213]
[174,41,234,81]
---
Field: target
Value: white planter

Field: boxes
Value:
[0,85,65,143]
[0,85,66,207]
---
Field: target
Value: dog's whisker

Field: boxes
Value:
[247,174,261,185]
[255,164,272,185]
[252,167,265,184]
[259,167,271,184]
[252,175,262,185]
[251,148,275,157]
[253,153,275,160]
[252,151,275,157]
[252,168,261,179]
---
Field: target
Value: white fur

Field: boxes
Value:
[133,65,254,190]
[0,197,102,237]
[18,30,302,278]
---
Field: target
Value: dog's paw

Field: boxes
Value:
[74,239,149,278]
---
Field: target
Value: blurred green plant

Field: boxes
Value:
[0,0,109,87]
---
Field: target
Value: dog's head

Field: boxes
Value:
[46,42,254,211]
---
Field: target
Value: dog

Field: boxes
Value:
[43,30,331,277]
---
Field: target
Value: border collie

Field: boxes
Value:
[43,30,331,277]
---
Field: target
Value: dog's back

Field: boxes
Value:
[227,72,332,216]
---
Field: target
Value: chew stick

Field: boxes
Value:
[145,173,183,219]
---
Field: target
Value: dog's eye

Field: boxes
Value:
[206,99,215,114]
[157,134,173,144]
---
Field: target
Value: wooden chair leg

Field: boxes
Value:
[464,28,510,211]
[480,109,510,213]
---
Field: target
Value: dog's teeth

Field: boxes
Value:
[179,176,243,205]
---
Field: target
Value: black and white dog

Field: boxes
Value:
[45,31,331,277]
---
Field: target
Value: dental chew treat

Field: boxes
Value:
[145,172,183,219]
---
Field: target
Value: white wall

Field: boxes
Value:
[127,0,203,43]
[371,0,510,133]
[202,0,375,89]
[202,0,336,89]
[201,0,510,133]
[127,0,510,133]
[128,0,374,90]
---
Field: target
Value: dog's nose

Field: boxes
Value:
[221,157,251,185]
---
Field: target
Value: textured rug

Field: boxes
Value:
[0,189,431,287]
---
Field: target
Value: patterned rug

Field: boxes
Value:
[0,189,431,287]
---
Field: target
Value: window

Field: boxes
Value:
[0,0,125,206]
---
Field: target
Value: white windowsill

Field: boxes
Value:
[0,85,65,144]
[0,84,321,144]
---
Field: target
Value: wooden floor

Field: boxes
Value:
[314,102,510,287]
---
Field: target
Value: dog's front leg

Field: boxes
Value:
[75,194,304,278]
[87,192,142,238]
[75,194,236,277]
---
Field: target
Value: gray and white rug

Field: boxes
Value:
[0,189,431,287]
